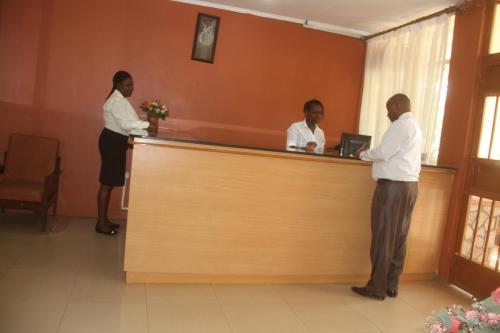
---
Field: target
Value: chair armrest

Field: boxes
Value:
[44,160,63,183]
[42,157,62,200]
[44,170,58,187]
[0,151,6,174]
[49,156,63,178]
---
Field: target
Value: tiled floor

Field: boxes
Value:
[0,213,472,333]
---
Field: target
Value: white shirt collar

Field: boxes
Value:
[111,89,125,99]
[300,119,319,133]
[397,112,413,121]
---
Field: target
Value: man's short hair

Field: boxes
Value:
[388,94,410,106]
[304,99,324,112]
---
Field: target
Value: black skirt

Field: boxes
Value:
[98,128,128,186]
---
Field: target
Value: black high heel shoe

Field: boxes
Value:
[95,224,117,236]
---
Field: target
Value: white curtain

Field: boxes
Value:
[359,14,452,165]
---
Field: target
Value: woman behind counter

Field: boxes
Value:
[286,99,325,154]
[96,71,149,235]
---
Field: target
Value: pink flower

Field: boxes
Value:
[487,312,500,321]
[492,287,500,304]
[465,310,477,320]
[450,315,461,333]
[430,323,447,333]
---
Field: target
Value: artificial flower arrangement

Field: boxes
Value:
[425,287,500,333]
[140,100,168,119]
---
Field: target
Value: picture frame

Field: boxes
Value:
[191,13,220,64]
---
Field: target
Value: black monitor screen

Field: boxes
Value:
[340,133,371,158]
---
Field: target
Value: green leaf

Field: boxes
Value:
[438,309,452,328]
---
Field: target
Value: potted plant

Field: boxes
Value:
[425,287,500,332]
[140,100,168,136]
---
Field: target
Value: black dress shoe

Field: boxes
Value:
[386,289,398,298]
[351,286,385,301]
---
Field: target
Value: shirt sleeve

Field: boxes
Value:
[360,122,404,162]
[315,134,325,154]
[110,99,149,131]
[286,126,298,151]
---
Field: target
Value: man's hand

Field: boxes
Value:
[353,146,368,159]
[305,142,317,153]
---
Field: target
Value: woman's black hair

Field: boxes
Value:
[106,70,132,99]
[303,99,324,113]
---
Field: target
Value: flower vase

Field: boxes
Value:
[147,115,159,136]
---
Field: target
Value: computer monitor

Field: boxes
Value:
[340,133,371,158]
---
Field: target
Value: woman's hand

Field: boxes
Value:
[305,142,317,153]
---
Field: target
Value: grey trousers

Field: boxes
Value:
[366,179,418,296]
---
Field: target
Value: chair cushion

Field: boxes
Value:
[0,180,44,202]
[4,134,59,182]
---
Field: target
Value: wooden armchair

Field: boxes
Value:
[0,134,61,231]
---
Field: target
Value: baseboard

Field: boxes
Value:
[126,272,434,284]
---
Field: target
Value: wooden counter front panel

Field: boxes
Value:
[124,143,453,282]
[406,172,453,274]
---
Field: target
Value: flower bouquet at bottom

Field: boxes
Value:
[425,288,500,333]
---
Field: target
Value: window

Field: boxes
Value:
[461,196,500,271]
[359,14,455,165]
[489,3,500,54]
[431,16,455,164]
[478,95,500,160]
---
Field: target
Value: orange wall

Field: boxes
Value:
[437,0,488,280]
[0,0,366,217]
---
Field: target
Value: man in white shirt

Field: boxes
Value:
[351,94,422,301]
[286,99,325,154]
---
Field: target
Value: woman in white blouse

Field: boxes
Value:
[96,71,149,235]
[286,99,326,154]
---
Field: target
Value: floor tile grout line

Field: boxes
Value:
[54,274,79,333]
[144,283,151,333]
[398,293,434,319]
[396,286,471,320]
[346,301,386,333]
[0,216,475,333]
[211,284,235,333]
[271,284,312,333]
[279,283,385,333]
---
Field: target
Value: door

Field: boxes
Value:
[451,56,500,298]
[450,2,500,297]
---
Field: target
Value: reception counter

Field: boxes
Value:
[124,135,455,284]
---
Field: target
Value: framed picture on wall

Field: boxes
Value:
[191,13,220,63]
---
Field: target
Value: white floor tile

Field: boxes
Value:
[148,302,232,333]
[70,274,146,304]
[214,285,309,333]
[57,302,148,333]
[0,270,76,302]
[146,284,217,305]
[0,213,480,333]
[0,300,66,333]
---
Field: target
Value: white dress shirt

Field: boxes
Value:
[286,120,325,154]
[103,90,149,136]
[360,112,422,181]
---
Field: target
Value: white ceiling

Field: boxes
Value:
[174,0,461,36]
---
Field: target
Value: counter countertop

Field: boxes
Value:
[130,133,457,171]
